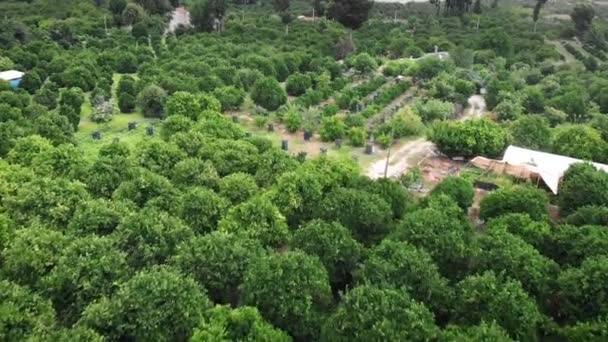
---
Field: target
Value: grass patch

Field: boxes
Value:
[76,73,155,158]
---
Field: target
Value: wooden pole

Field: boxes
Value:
[384,126,395,178]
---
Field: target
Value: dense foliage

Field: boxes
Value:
[2,0,608,340]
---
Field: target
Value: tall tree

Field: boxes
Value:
[109,0,127,16]
[532,0,548,32]
[430,0,474,16]
[327,0,372,29]
[327,0,373,46]
[191,0,227,33]
[134,0,173,15]
[571,3,595,33]
[273,0,292,35]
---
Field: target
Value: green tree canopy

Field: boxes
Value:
[558,255,608,322]
[430,176,474,211]
[242,251,332,340]
[355,240,452,318]
[321,285,439,341]
[391,203,473,281]
[165,91,201,120]
[251,77,287,111]
[544,224,608,266]
[479,185,548,221]
[68,199,129,236]
[172,158,220,189]
[219,172,259,204]
[79,267,210,341]
[137,84,167,118]
[559,163,608,215]
[219,195,289,248]
[2,226,69,289]
[41,236,131,325]
[485,212,550,249]
[439,322,512,342]
[114,208,194,268]
[429,119,508,158]
[319,187,392,244]
[0,280,56,341]
[113,168,178,209]
[292,219,363,291]
[178,187,229,234]
[171,232,265,305]
[552,125,606,162]
[452,271,543,341]
[190,305,290,341]
[571,3,595,33]
[565,205,608,227]
[254,148,299,187]
[473,229,559,302]
[510,114,552,151]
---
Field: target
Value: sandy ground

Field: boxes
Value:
[544,14,572,20]
[367,138,435,179]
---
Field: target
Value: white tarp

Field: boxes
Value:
[502,146,608,194]
[0,70,24,81]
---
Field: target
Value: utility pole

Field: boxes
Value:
[312,7,315,21]
[383,144,391,178]
[394,10,397,24]
[383,126,395,178]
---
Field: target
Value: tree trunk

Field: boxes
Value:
[534,20,538,33]
[476,16,480,30]
[285,23,289,35]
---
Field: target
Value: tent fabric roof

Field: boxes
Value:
[473,146,608,194]
[0,70,24,81]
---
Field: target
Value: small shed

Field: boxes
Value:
[0,70,24,88]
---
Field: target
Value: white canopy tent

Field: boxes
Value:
[472,146,608,194]
[0,70,24,81]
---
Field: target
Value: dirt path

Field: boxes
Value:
[365,93,484,179]
[366,138,434,179]
[544,14,571,21]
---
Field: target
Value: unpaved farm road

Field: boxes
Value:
[366,94,485,179]
[366,138,435,179]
